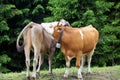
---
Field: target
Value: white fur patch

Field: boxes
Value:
[78,30,83,40]
[57,30,61,32]
[78,68,83,79]
[64,56,72,78]
[41,22,58,35]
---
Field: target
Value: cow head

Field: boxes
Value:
[52,24,63,41]
[58,19,71,27]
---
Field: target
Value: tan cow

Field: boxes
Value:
[52,24,99,80]
[16,22,56,80]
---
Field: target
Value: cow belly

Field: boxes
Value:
[82,37,96,53]
[61,48,82,58]
[83,42,95,53]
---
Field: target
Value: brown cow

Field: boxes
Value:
[16,22,56,80]
[52,24,99,79]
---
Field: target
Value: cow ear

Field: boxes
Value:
[58,24,62,28]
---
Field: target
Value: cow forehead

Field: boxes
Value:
[41,22,58,34]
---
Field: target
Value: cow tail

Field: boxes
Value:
[16,22,34,52]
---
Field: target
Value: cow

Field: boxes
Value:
[16,22,56,80]
[16,19,71,80]
[52,24,99,80]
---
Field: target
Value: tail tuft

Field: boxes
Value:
[16,44,24,52]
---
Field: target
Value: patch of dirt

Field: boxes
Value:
[1,69,119,80]
[39,70,120,80]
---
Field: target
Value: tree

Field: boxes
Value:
[0,3,23,72]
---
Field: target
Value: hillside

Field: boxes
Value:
[0,65,120,80]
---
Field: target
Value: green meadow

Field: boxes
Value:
[0,65,120,80]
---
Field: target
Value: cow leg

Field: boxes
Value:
[24,46,30,80]
[64,56,72,78]
[76,51,83,79]
[37,54,44,73]
[48,48,55,74]
[48,55,53,74]
[32,47,39,79]
[87,49,94,73]
[80,55,85,73]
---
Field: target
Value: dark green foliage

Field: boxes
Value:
[0,4,19,72]
[0,0,120,72]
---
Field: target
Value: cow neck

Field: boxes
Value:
[57,26,65,44]
[42,26,56,49]
[42,26,50,45]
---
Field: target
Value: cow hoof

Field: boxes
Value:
[87,71,92,74]
[48,72,53,76]
[78,74,83,80]
[36,73,40,79]
[32,75,36,80]
[26,76,31,80]
[36,72,40,76]
[78,78,83,80]
[32,73,37,79]
[31,77,36,80]
[64,74,68,78]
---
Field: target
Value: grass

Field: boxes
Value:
[0,65,120,80]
